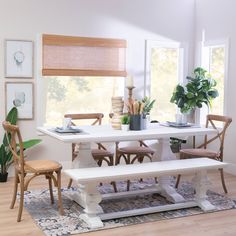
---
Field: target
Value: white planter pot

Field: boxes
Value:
[121,124,129,131]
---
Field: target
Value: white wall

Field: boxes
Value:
[0,0,195,173]
[195,0,236,174]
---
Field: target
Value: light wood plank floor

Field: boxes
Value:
[1,171,236,236]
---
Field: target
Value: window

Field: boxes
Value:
[43,76,124,126]
[145,41,185,122]
[37,34,126,126]
[201,40,228,122]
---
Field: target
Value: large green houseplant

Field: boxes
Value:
[170,67,219,115]
[0,107,41,182]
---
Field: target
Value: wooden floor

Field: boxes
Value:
[1,172,236,236]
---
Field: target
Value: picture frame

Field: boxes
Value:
[5,39,33,78]
[5,82,34,120]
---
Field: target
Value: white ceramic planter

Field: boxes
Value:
[121,124,129,131]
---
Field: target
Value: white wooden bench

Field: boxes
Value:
[64,158,227,229]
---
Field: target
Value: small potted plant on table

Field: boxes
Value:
[121,114,130,131]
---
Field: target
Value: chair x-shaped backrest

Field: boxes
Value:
[197,114,232,161]
[64,113,103,126]
[2,121,25,173]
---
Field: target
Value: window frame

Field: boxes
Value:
[200,38,229,122]
[144,40,187,120]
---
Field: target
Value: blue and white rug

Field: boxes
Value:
[23,180,236,236]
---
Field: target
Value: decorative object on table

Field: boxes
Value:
[120,114,130,131]
[126,96,155,130]
[0,107,41,182]
[5,39,33,78]
[130,114,144,130]
[142,96,156,128]
[63,117,72,130]
[126,85,135,103]
[22,181,236,236]
[125,76,135,103]
[111,96,124,130]
[5,82,34,120]
[170,67,219,123]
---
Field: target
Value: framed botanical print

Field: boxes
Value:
[5,82,34,120]
[5,40,33,78]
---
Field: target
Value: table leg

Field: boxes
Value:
[72,142,98,168]
[155,138,185,203]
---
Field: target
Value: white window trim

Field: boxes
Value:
[201,38,230,116]
[144,40,188,97]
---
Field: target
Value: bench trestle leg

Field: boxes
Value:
[193,170,215,212]
[77,183,104,229]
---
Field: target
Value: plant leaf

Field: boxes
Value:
[22,139,42,149]
[6,107,18,125]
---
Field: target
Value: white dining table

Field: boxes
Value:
[37,123,217,204]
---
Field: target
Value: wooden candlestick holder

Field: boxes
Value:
[126,86,135,103]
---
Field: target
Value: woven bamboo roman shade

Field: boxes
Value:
[42,34,127,77]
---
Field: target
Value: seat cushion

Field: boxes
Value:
[24,160,62,173]
[118,146,155,155]
[180,148,219,159]
[91,149,113,158]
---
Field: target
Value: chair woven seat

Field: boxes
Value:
[92,149,113,158]
[180,148,219,159]
[25,160,62,173]
[118,146,155,155]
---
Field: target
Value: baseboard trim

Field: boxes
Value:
[224,163,236,176]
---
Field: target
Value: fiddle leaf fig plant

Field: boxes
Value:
[170,67,219,113]
[0,107,41,180]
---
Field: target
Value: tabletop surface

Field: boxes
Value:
[37,123,217,143]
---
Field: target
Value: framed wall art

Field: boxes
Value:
[5,40,33,78]
[5,82,34,120]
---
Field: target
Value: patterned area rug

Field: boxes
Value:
[23,180,236,236]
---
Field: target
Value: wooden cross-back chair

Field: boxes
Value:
[2,121,64,222]
[64,113,115,189]
[175,114,232,193]
[108,113,155,191]
[115,141,155,191]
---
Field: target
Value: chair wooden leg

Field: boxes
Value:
[111,181,117,192]
[175,174,181,188]
[127,180,130,191]
[109,156,114,166]
[115,154,121,165]
[67,178,73,188]
[17,174,24,222]
[10,174,19,209]
[219,168,228,193]
[56,170,64,215]
[48,176,54,204]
